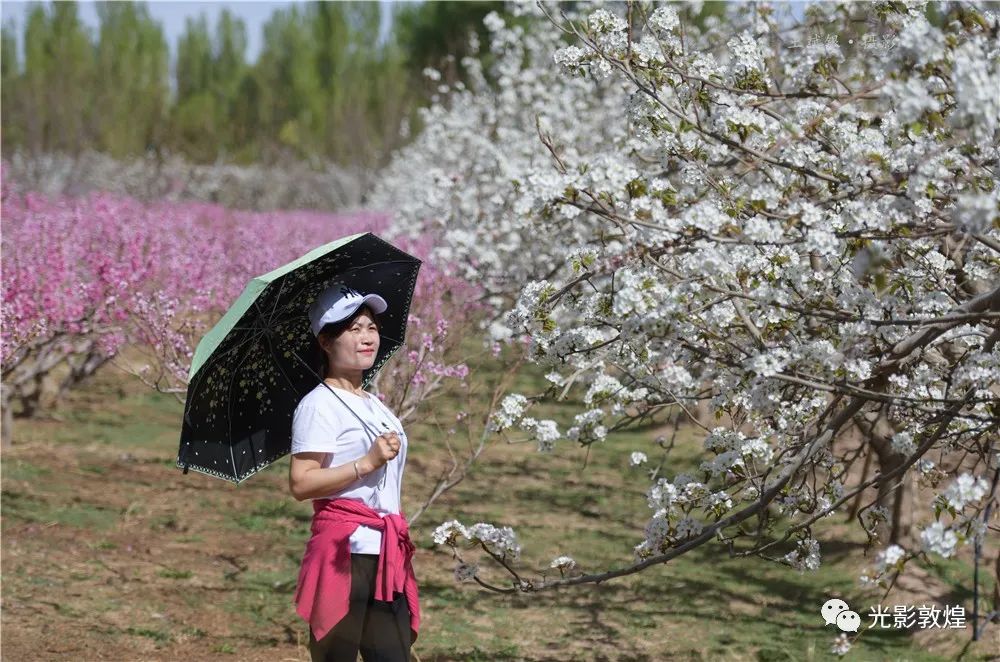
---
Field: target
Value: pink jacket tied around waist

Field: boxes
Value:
[294,497,420,642]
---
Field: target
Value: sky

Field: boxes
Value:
[1,1,399,63]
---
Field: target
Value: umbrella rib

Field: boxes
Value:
[224,326,264,481]
[336,259,419,275]
[262,325,302,395]
[261,273,290,329]
[240,277,316,337]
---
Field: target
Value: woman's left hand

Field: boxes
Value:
[365,431,401,469]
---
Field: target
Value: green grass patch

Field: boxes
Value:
[52,602,84,618]
[3,491,119,530]
[230,498,313,532]
[125,626,172,644]
[921,554,995,602]
[149,513,182,531]
[224,584,294,631]
[2,459,52,482]
[157,567,193,580]
[45,378,181,452]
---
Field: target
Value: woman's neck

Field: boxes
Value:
[323,375,366,397]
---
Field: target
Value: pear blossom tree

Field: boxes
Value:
[376,1,1000,645]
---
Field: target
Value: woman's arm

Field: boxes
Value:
[288,432,401,501]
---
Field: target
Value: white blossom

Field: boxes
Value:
[588,9,626,34]
[943,473,989,511]
[727,33,771,88]
[648,478,679,512]
[876,544,906,572]
[675,516,703,540]
[831,633,852,656]
[467,522,522,560]
[644,510,671,546]
[489,393,530,432]
[520,417,561,452]
[549,555,577,570]
[482,10,505,33]
[890,431,916,456]
[784,538,821,571]
[648,7,679,35]
[432,520,469,546]
[920,522,958,558]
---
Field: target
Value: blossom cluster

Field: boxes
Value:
[432,519,522,561]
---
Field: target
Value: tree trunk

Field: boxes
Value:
[857,408,913,545]
[58,345,109,398]
[993,548,1000,623]
[1,381,13,448]
[847,439,874,522]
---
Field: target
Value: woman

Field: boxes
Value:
[289,281,420,662]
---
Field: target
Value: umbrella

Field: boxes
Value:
[176,231,421,484]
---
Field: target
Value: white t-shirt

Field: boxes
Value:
[291,383,408,554]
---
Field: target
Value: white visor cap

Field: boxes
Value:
[308,281,388,337]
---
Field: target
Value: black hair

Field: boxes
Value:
[313,304,383,380]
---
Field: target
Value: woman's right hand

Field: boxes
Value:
[364,431,400,471]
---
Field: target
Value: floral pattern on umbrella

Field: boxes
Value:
[177,232,421,483]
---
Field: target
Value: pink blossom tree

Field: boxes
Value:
[1,181,481,451]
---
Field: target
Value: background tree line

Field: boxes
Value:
[1,0,503,170]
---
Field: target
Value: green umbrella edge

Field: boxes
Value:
[187,232,369,382]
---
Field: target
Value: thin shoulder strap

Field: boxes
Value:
[318,382,381,439]
[318,382,388,491]
[367,394,400,431]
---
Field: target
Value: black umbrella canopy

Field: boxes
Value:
[177,232,421,483]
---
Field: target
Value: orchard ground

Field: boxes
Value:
[2,339,997,661]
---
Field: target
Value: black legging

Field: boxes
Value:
[308,553,412,662]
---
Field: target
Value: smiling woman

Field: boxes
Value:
[288,281,420,662]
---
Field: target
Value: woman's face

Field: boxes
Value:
[320,308,380,373]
